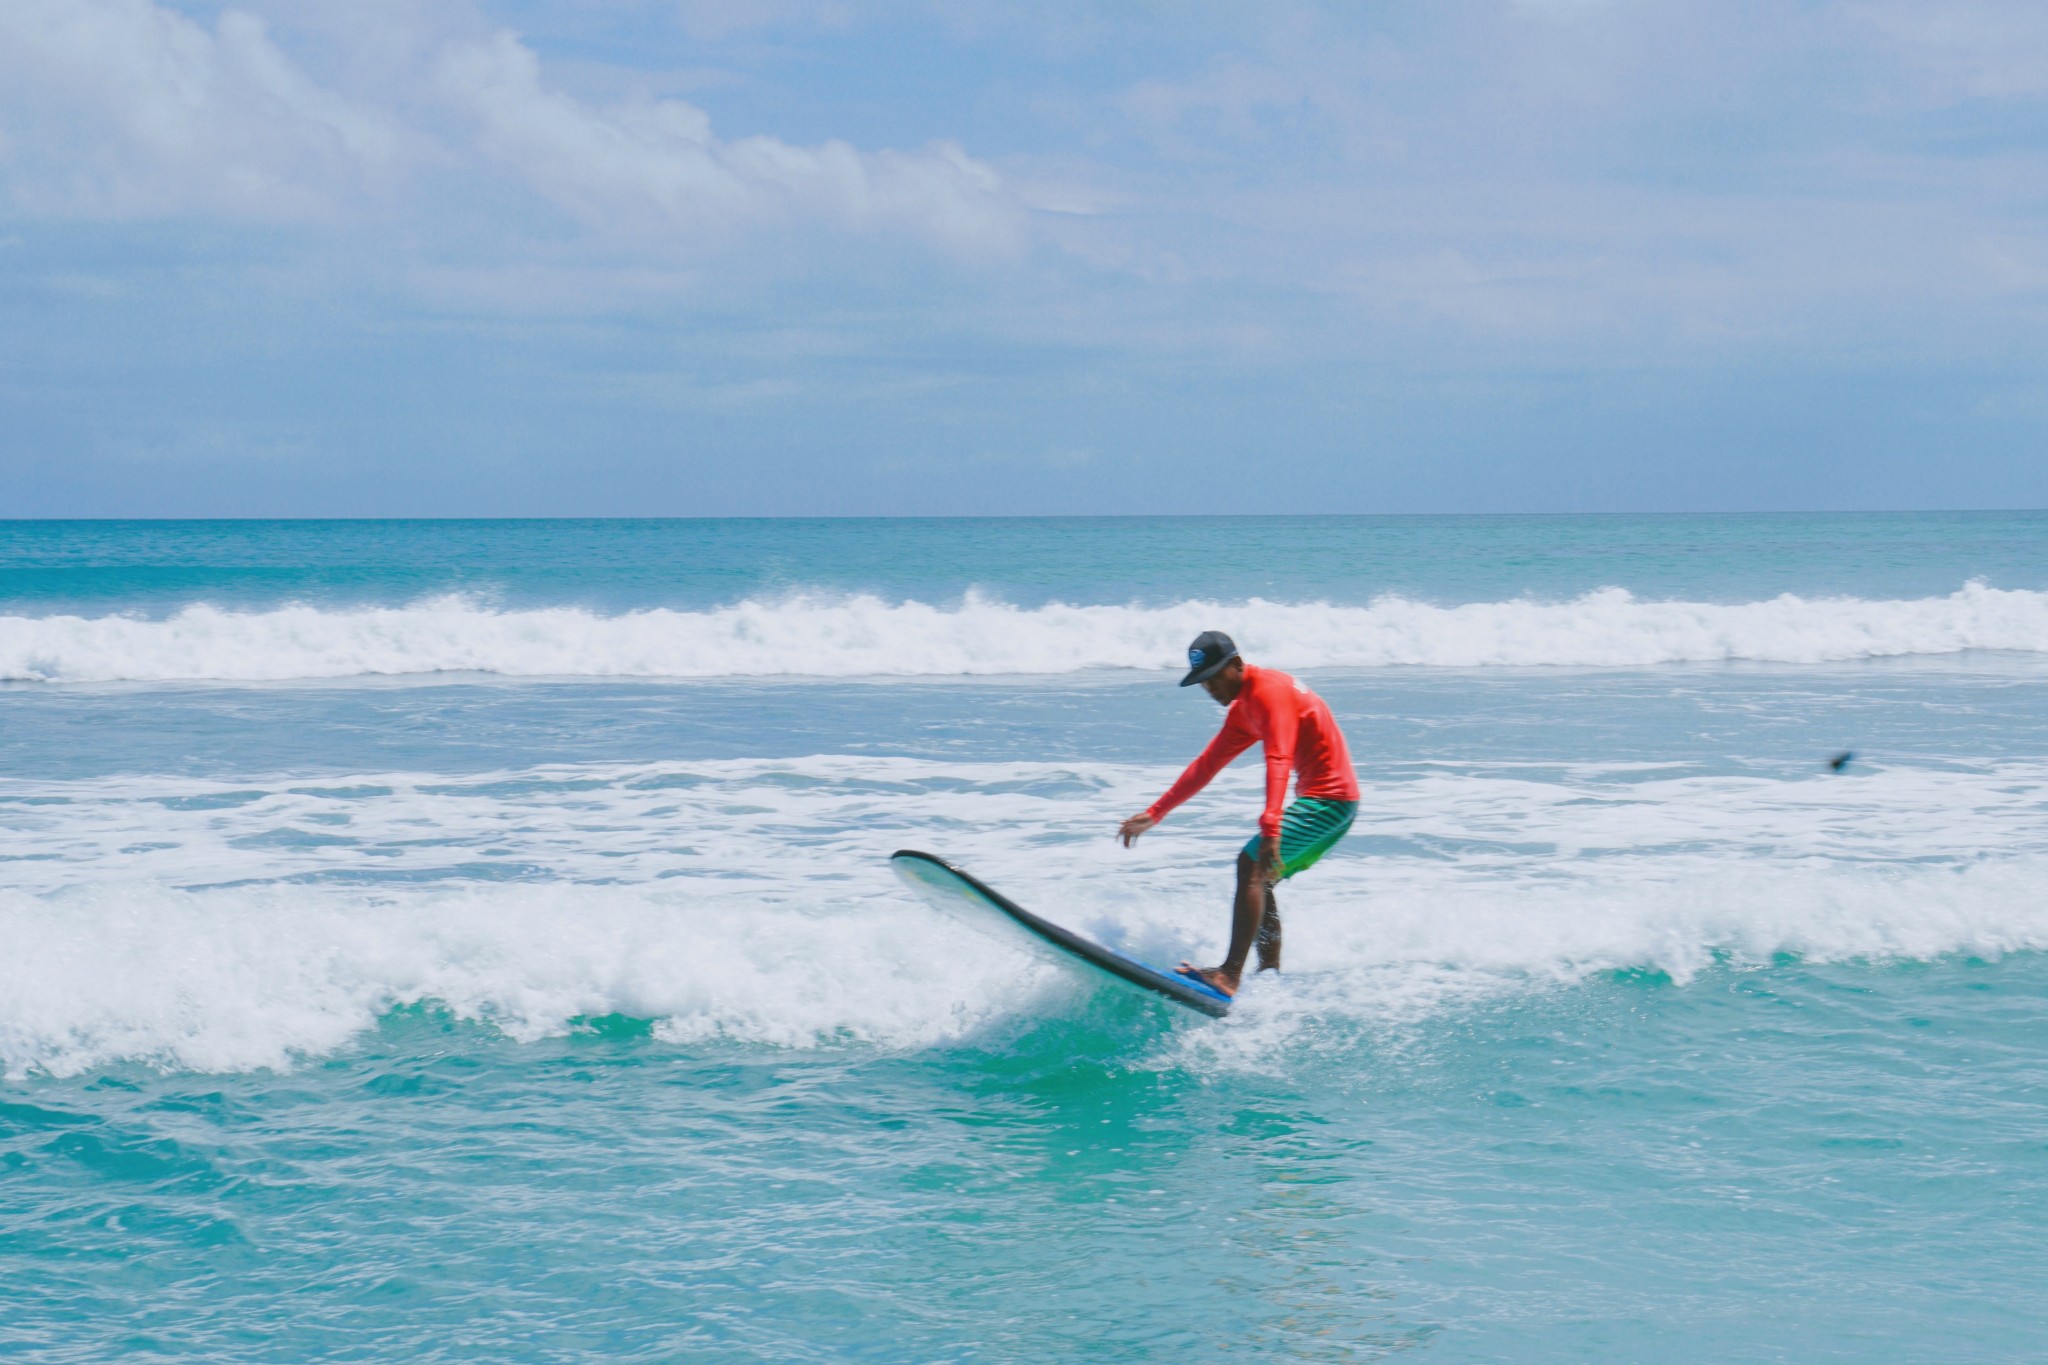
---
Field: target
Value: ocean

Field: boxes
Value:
[4,513,2047,1362]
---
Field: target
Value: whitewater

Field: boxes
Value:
[8,753,2048,1078]
[6,581,2048,681]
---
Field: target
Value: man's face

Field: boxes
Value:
[1200,662,1241,705]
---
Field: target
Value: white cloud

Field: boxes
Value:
[0,1,1024,263]
[2,0,2041,364]
[434,29,1023,257]
[1847,1,2048,102]
[0,0,412,218]
[1341,247,1603,337]
[1122,58,1323,155]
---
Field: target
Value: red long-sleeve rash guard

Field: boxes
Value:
[1145,665,1360,838]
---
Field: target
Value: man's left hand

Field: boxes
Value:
[1118,812,1158,847]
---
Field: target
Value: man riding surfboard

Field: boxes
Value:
[1118,631,1359,998]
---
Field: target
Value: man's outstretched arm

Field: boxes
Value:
[1119,722,1255,845]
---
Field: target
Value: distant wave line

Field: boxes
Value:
[4,583,2048,682]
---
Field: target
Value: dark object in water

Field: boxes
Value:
[1828,751,1854,772]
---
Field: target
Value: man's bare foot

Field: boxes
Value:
[1176,962,1240,997]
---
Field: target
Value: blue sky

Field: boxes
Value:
[3,0,2047,516]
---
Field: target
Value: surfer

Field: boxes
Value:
[1117,631,1359,998]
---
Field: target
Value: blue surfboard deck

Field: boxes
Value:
[891,849,1232,1018]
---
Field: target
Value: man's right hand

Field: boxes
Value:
[1118,812,1158,847]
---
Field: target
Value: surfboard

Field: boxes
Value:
[891,849,1232,1017]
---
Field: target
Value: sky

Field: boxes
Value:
[2,0,2047,517]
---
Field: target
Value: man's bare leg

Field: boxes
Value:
[1181,853,1269,996]
[1256,886,1281,973]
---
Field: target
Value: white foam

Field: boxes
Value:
[7,582,2048,681]
[0,879,1068,1077]
[6,756,2048,1076]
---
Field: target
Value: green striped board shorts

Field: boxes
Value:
[1242,797,1357,879]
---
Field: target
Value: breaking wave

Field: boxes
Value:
[4,583,2048,682]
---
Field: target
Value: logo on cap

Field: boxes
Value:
[1188,646,1205,667]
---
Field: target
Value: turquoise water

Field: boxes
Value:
[6,515,2048,1361]
[7,512,2048,613]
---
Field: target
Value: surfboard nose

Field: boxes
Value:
[890,850,1230,1018]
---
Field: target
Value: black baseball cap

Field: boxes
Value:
[1180,630,1239,686]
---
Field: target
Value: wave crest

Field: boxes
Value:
[4,582,2048,682]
